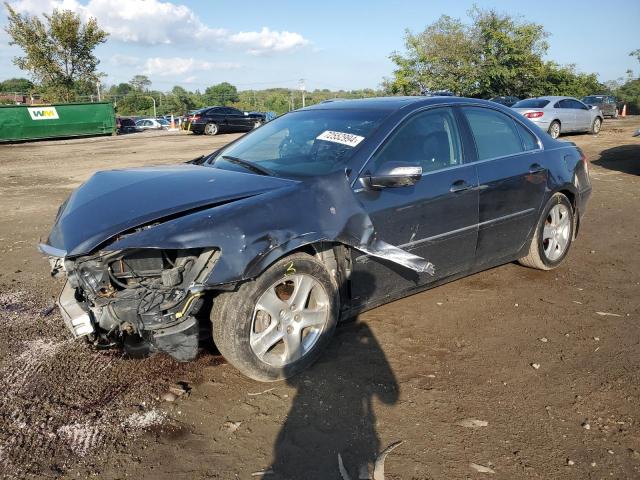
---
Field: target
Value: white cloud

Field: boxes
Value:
[142,57,240,76]
[6,0,311,54]
[229,27,309,56]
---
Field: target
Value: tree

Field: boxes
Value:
[4,3,108,102]
[385,8,600,100]
[129,75,151,92]
[109,82,133,96]
[0,77,34,92]
[204,82,239,105]
[385,16,477,96]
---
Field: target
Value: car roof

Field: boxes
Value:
[302,96,498,113]
[528,96,577,102]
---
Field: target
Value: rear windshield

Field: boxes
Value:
[582,96,605,104]
[513,99,550,108]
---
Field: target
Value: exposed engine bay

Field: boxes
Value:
[52,247,218,361]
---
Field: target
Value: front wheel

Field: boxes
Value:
[253,120,263,129]
[590,117,602,134]
[211,253,338,382]
[204,123,219,136]
[548,121,561,139]
[519,193,574,270]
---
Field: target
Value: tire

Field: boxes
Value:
[613,109,619,119]
[253,120,263,129]
[204,123,219,136]
[548,121,561,139]
[519,193,574,270]
[211,253,338,382]
[590,117,602,134]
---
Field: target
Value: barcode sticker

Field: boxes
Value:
[316,130,365,147]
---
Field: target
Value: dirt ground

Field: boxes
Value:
[0,120,638,480]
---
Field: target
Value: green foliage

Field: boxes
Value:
[129,75,151,92]
[0,77,33,92]
[114,93,153,116]
[204,82,239,105]
[4,3,108,102]
[386,7,603,99]
[616,78,640,114]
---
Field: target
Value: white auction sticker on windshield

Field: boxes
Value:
[316,130,365,147]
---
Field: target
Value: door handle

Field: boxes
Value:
[529,163,545,174]
[450,180,472,193]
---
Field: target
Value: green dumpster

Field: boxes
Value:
[0,102,116,142]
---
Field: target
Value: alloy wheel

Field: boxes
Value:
[549,122,560,139]
[250,274,330,367]
[593,118,601,134]
[542,203,571,261]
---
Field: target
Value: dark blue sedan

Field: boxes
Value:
[40,96,592,381]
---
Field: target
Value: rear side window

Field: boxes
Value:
[462,107,524,160]
[515,122,540,151]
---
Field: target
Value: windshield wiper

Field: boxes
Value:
[220,155,274,176]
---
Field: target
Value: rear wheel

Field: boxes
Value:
[590,117,602,134]
[613,109,619,119]
[204,123,219,136]
[548,121,561,139]
[211,253,338,382]
[253,120,263,129]
[519,193,574,270]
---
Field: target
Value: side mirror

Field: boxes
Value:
[362,161,422,189]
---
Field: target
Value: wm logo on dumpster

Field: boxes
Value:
[28,106,59,120]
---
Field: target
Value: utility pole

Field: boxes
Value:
[299,78,306,108]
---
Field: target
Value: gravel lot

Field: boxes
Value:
[0,121,639,479]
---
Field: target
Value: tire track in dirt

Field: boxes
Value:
[0,290,210,478]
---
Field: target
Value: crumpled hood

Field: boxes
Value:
[46,164,295,256]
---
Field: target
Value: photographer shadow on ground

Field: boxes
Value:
[591,144,640,176]
[269,270,400,479]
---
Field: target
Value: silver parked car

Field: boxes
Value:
[512,96,603,139]
[134,118,170,131]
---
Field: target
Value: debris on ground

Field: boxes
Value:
[456,418,489,428]
[469,463,496,474]
[223,420,242,433]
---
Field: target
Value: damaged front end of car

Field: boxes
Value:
[44,245,218,361]
[39,165,434,363]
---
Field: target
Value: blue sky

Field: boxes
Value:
[1,0,638,92]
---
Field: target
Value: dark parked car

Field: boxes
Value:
[40,97,591,381]
[116,117,137,134]
[189,106,265,135]
[582,95,619,118]
[490,96,520,107]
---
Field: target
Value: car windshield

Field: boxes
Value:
[513,99,550,108]
[209,109,388,177]
[582,96,604,104]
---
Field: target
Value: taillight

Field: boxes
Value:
[524,111,544,119]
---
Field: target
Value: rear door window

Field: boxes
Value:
[515,122,540,151]
[462,107,524,161]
